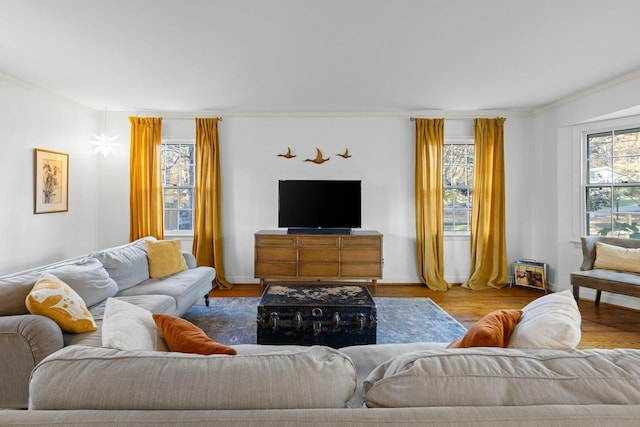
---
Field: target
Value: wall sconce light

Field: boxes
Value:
[89,108,119,157]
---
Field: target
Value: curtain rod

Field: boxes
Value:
[161,116,223,121]
[410,116,507,121]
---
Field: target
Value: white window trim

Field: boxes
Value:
[444,137,474,236]
[161,138,196,236]
[572,115,640,241]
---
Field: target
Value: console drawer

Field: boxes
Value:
[299,248,339,262]
[299,263,340,277]
[255,263,297,278]
[256,248,297,262]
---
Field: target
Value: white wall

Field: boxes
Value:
[533,72,640,309]
[95,113,531,285]
[0,76,100,274]
[0,74,537,287]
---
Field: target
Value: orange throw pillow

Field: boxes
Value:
[447,309,522,348]
[152,314,236,355]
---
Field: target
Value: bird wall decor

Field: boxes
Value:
[304,147,330,164]
[277,147,296,158]
[336,148,351,158]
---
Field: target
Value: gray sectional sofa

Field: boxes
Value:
[2,343,640,426]
[2,240,640,426]
[0,237,215,408]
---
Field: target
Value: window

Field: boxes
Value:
[585,127,640,238]
[443,142,474,232]
[161,142,195,233]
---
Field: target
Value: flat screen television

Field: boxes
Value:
[278,180,361,234]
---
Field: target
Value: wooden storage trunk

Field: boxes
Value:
[257,285,377,348]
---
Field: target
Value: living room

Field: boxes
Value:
[2,1,640,312]
[3,1,640,425]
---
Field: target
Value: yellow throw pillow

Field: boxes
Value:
[25,273,97,333]
[145,239,188,279]
[593,241,640,273]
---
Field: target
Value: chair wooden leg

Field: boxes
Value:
[595,290,602,306]
[572,285,580,305]
[204,293,210,307]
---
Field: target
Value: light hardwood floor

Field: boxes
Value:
[210,283,640,349]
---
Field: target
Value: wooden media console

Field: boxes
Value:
[254,230,383,293]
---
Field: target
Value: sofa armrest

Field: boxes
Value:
[580,236,599,270]
[0,314,64,408]
[182,251,196,269]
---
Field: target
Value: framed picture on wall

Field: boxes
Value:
[34,148,68,214]
[512,259,547,292]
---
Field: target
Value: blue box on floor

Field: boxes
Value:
[257,285,377,348]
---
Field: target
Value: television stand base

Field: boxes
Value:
[287,228,352,235]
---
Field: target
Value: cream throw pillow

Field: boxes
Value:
[102,298,168,351]
[508,290,581,349]
[25,273,97,333]
[145,239,188,278]
[593,241,640,273]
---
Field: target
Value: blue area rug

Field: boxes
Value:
[183,297,466,346]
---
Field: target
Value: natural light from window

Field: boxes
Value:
[585,127,640,238]
[161,142,195,233]
[444,142,474,232]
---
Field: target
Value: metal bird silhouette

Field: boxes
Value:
[337,148,351,158]
[277,147,296,158]
[304,148,330,164]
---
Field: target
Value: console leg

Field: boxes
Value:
[595,290,602,306]
[572,286,580,305]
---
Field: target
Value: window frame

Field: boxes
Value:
[160,138,196,236]
[443,137,474,235]
[581,125,640,238]
[578,117,640,239]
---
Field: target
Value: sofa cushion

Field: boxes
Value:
[29,345,357,410]
[45,258,118,308]
[0,270,47,316]
[0,257,85,316]
[102,298,167,351]
[25,273,96,333]
[339,342,448,408]
[363,347,640,408]
[89,237,152,291]
[594,241,640,273]
[116,266,215,316]
[153,313,236,355]
[447,309,521,348]
[508,290,581,349]
[63,295,177,348]
[145,239,188,278]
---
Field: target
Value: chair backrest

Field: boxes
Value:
[580,236,640,270]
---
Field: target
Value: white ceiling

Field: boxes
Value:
[1,0,640,113]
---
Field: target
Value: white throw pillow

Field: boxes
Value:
[594,241,640,273]
[102,298,167,351]
[507,289,581,349]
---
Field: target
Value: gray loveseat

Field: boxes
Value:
[0,237,215,409]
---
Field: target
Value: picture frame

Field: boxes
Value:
[34,148,68,214]
[512,259,547,292]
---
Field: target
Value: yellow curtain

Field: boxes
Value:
[192,118,232,289]
[415,118,451,291]
[129,117,163,242]
[463,118,508,290]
